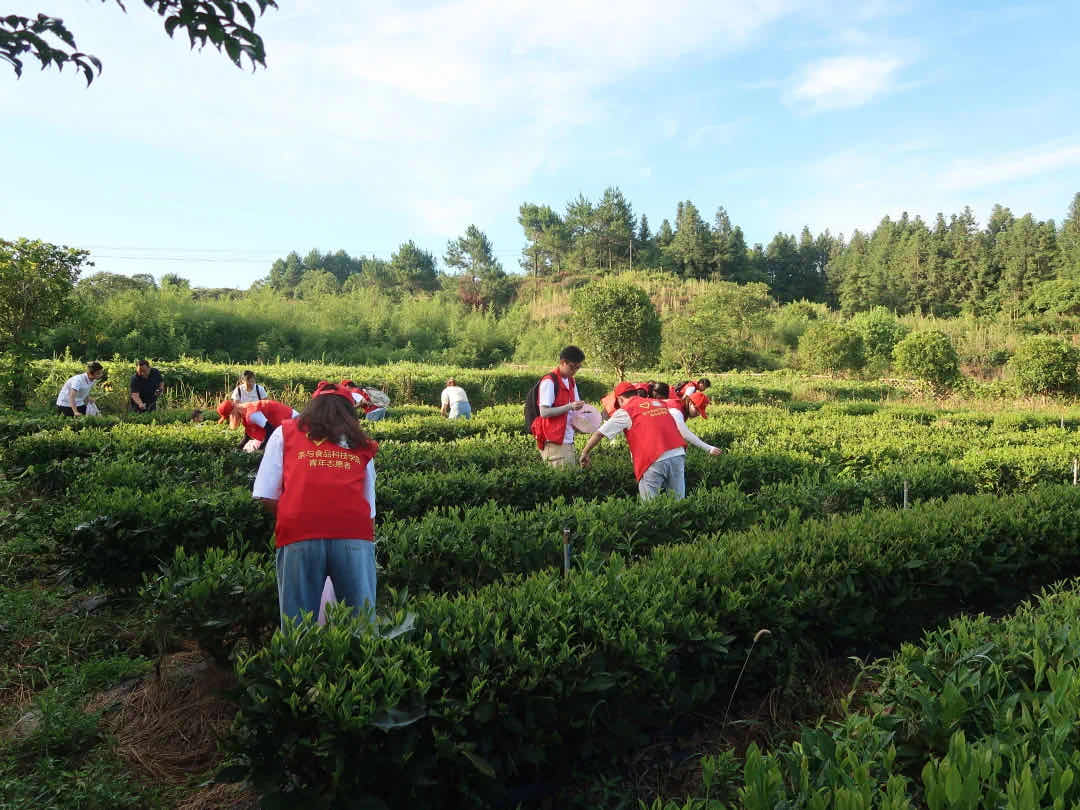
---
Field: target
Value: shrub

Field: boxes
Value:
[1007,335,1080,396]
[848,306,909,362]
[797,322,865,373]
[893,330,960,395]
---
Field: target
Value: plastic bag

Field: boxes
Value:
[85,402,100,416]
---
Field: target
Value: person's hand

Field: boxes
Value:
[569,400,585,411]
[709,447,723,456]
[579,452,591,468]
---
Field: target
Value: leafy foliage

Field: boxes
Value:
[571,278,661,378]
[798,321,865,373]
[893,330,961,395]
[1,1,277,84]
[1007,335,1080,395]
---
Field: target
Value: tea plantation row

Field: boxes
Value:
[226,486,1080,808]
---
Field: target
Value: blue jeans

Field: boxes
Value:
[276,539,376,628]
[365,407,387,422]
[638,454,686,501]
[448,402,471,419]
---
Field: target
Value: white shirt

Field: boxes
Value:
[232,383,267,403]
[252,428,376,519]
[596,404,685,465]
[538,375,580,445]
[247,408,299,429]
[56,373,96,407]
[681,384,698,397]
[440,385,469,407]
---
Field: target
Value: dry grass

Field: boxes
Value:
[86,643,254,807]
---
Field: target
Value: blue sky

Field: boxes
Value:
[3,0,1079,288]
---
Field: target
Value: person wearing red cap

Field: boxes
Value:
[531,345,586,467]
[580,382,721,500]
[217,398,299,450]
[673,377,711,399]
[252,381,379,626]
[340,380,389,421]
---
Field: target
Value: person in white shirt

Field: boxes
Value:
[231,370,268,403]
[440,378,471,419]
[530,345,586,467]
[579,383,721,500]
[56,362,105,417]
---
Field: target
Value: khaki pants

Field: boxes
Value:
[540,441,578,467]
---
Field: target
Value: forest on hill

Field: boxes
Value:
[7,190,1080,378]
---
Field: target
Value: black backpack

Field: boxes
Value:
[523,371,558,433]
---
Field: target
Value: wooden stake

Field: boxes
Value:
[563,527,571,577]
[903,479,910,509]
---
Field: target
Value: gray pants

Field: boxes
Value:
[638,455,686,501]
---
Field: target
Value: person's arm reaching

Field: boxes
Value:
[252,428,284,512]
[669,409,721,454]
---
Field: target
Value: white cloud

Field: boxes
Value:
[940,143,1080,191]
[787,55,903,110]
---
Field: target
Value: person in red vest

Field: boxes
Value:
[580,382,721,500]
[600,381,654,418]
[663,390,711,422]
[531,345,586,467]
[217,398,299,450]
[251,381,379,626]
[340,380,390,422]
[673,378,710,399]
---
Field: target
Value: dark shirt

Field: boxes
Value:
[130,368,163,409]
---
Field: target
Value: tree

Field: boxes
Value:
[0,238,90,407]
[518,203,568,280]
[570,278,661,379]
[893,330,960,396]
[445,225,509,311]
[1008,336,1080,396]
[389,241,438,293]
[160,272,190,291]
[77,270,153,298]
[1061,192,1080,277]
[667,200,712,279]
[2,1,277,84]
[662,281,774,373]
[294,269,339,298]
[798,321,865,373]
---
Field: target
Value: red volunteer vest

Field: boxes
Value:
[661,397,687,417]
[674,380,704,398]
[623,398,686,481]
[239,400,295,442]
[274,420,378,548]
[531,370,574,449]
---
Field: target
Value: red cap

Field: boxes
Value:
[613,382,637,398]
[687,392,709,418]
[313,380,356,404]
[216,399,235,422]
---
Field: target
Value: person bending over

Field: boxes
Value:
[252,381,379,626]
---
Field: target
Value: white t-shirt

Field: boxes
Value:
[232,383,267,403]
[252,428,376,519]
[440,385,469,407]
[596,405,685,466]
[681,384,698,397]
[538,375,580,445]
[56,373,97,407]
